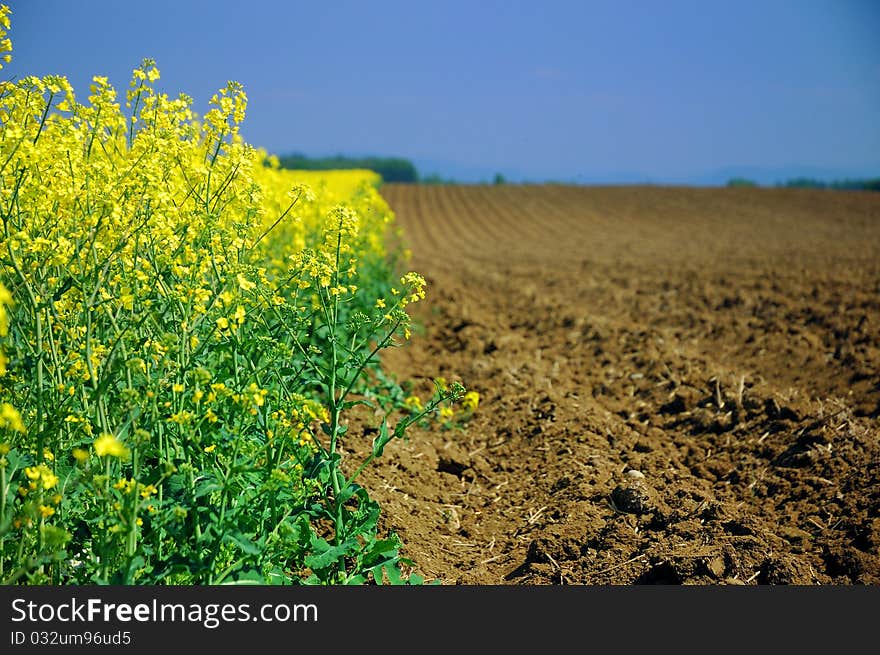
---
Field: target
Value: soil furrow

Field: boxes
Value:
[361,184,880,584]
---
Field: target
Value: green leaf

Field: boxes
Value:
[266,567,289,585]
[112,556,146,584]
[365,537,400,560]
[319,421,348,438]
[39,525,72,549]
[223,569,265,585]
[223,531,262,555]
[304,535,358,571]
[165,472,189,497]
[372,418,392,457]
[341,399,374,411]
[348,497,381,537]
[305,500,332,520]
[337,482,360,505]
[4,448,28,474]
[313,454,340,485]
[384,563,403,585]
[290,514,315,545]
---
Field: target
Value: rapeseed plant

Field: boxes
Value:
[0,6,462,584]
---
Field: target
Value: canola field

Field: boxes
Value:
[0,6,460,584]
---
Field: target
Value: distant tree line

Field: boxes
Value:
[776,177,880,191]
[421,172,507,185]
[727,177,880,191]
[277,153,419,183]
[418,173,457,185]
[275,154,514,186]
[725,177,759,188]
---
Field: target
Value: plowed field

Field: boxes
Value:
[352,184,880,584]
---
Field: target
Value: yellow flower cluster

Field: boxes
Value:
[461,391,480,413]
[0,6,437,585]
[0,6,427,512]
[94,434,129,459]
[24,463,58,490]
[0,282,22,432]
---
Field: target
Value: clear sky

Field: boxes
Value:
[4,0,879,183]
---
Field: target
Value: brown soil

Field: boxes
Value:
[350,184,880,584]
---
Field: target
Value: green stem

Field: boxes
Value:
[249,189,302,250]
[126,446,139,560]
[102,456,111,582]
[326,220,349,575]
[0,464,6,537]
[32,92,55,146]
[346,396,444,488]
[339,320,401,401]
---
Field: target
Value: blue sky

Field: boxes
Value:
[5,0,879,183]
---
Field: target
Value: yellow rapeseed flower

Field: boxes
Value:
[462,391,480,413]
[42,469,59,490]
[24,464,58,490]
[0,403,25,433]
[237,273,256,291]
[94,434,129,458]
[168,410,194,425]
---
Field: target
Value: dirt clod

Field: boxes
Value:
[612,482,654,515]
